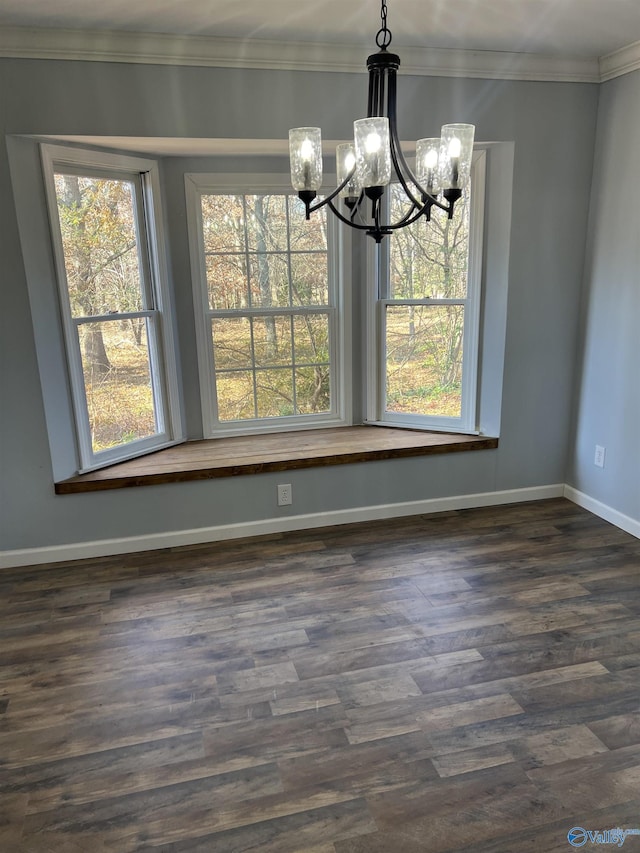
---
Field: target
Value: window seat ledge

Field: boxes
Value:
[55,426,498,494]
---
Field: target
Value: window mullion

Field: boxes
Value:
[134,173,156,311]
[249,317,259,419]
[285,198,298,415]
[243,196,252,309]
[73,309,156,325]
[145,315,164,434]
[381,298,467,307]
[208,306,329,318]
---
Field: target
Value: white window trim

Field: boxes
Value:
[185,172,350,438]
[365,149,487,435]
[11,136,509,486]
[40,144,184,472]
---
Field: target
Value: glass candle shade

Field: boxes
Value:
[415,137,441,195]
[354,117,391,188]
[336,142,362,198]
[289,127,323,192]
[438,124,475,190]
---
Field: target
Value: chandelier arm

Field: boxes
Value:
[387,82,422,208]
[304,167,358,217]
[389,145,423,209]
[385,201,438,231]
[374,195,384,234]
[386,70,450,216]
[350,192,367,222]
[372,195,435,234]
[326,199,375,232]
[330,192,437,236]
[392,201,422,227]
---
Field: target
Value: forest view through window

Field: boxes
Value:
[49,161,176,470]
[376,158,483,433]
[38,147,490,479]
[193,162,483,438]
[194,190,340,433]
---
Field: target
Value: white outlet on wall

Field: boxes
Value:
[594,445,606,468]
[277,484,292,506]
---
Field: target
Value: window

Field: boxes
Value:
[186,175,347,437]
[42,146,181,471]
[188,159,485,441]
[368,150,486,433]
[13,139,505,483]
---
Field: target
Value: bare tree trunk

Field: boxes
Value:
[407,246,415,343]
[442,217,452,293]
[439,218,462,387]
[310,366,327,410]
[129,318,144,346]
[441,309,463,387]
[253,196,277,357]
[84,328,111,378]
[61,175,112,375]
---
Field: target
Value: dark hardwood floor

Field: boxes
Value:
[1,498,639,852]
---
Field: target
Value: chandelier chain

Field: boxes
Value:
[376,0,392,49]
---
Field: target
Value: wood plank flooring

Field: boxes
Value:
[1,498,639,852]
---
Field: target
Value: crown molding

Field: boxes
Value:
[0,25,603,83]
[599,39,640,82]
[399,46,598,83]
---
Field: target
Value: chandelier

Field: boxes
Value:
[288,0,475,244]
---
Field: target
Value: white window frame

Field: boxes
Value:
[366,149,486,434]
[41,144,183,472]
[185,173,350,438]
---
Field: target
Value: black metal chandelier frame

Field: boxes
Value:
[294,1,464,244]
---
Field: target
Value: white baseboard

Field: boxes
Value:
[0,484,564,569]
[563,485,640,540]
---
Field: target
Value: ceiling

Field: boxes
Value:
[0,0,639,60]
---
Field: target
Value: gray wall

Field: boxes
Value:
[568,70,640,522]
[0,57,599,553]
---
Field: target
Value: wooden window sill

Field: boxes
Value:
[55,426,498,494]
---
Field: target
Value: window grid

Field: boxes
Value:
[54,173,162,458]
[369,152,485,434]
[41,146,181,473]
[193,188,340,434]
